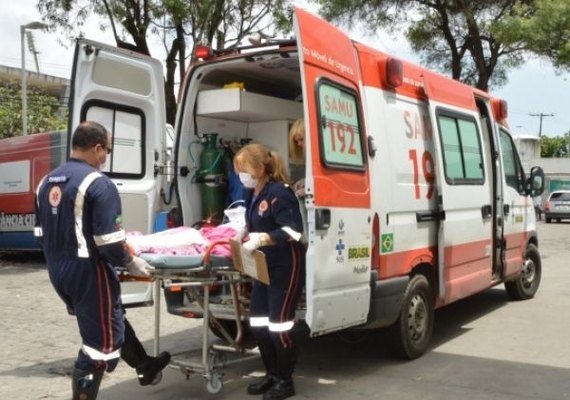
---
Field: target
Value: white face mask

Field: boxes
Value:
[239,172,258,188]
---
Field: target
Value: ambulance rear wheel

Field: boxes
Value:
[505,244,541,300]
[387,273,434,360]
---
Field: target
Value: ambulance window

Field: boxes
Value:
[316,80,365,170]
[437,113,484,184]
[499,129,524,192]
[82,102,146,179]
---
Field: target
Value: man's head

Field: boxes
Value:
[71,121,112,169]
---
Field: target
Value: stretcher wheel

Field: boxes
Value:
[205,372,223,394]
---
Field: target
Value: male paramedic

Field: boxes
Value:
[34,121,170,399]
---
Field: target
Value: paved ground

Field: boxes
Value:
[1,221,569,399]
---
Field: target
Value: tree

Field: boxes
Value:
[316,0,534,91]
[0,82,67,139]
[496,0,570,71]
[37,0,291,124]
[540,134,569,157]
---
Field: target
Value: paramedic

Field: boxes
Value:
[234,144,305,400]
[288,118,305,197]
[34,121,171,400]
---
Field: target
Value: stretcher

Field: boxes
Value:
[138,240,260,393]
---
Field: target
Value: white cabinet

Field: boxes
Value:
[197,88,303,122]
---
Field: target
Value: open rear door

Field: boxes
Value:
[294,8,371,336]
[70,39,166,306]
[423,76,494,303]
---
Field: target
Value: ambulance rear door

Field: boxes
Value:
[69,39,166,236]
[294,8,371,335]
[70,39,166,306]
[423,77,494,303]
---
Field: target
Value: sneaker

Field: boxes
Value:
[136,351,171,386]
[262,379,295,400]
[247,374,277,395]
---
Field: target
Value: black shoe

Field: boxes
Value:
[136,351,171,386]
[262,379,295,400]
[247,374,277,395]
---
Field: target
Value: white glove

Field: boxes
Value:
[243,232,265,254]
[233,226,248,242]
[125,256,155,277]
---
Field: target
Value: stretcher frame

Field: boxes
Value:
[139,240,260,393]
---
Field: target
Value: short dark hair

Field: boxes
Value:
[71,121,108,150]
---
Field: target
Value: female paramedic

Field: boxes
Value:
[233,143,305,400]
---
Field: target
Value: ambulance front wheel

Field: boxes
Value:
[386,273,434,360]
[505,244,541,300]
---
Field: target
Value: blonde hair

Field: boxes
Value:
[288,119,305,165]
[234,143,291,185]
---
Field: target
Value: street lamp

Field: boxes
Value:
[21,21,48,136]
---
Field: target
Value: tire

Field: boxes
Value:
[545,217,551,223]
[505,244,541,300]
[386,274,434,360]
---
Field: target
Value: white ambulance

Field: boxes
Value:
[69,7,544,359]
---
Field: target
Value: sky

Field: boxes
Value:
[2,0,569,138]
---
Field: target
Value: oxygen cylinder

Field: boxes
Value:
[199,133,227,223]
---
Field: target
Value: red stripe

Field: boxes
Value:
[95,259,109,353]
[279,244,301,347]
[99,261,114,352]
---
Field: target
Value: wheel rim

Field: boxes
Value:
[407,293,428,342]
[521,258,536,290]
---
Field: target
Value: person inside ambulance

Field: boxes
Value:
[233,143,305,400]
[34,121,171,400]
[288,118,306,197]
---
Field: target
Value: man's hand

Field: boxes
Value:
[243,232,267,254]
[125,256,155,277]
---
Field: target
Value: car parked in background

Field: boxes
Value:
[544,190,570,223]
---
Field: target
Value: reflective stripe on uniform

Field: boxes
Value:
[249,316,270,327]
[33,227,43,237]
[75,172,102,258]
[81,344,120,361]
[281,226,302,241]
[94,229,126,246]
[268,320,295,332]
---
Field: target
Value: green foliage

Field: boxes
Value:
[496,0,570,70]
[540,134,570,157]
[0,82,67,139]
[316,0,537,90]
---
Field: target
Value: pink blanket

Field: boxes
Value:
[127,225,237,257]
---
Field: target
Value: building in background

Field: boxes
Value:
[514,134,570,201]
[0,64,69,116]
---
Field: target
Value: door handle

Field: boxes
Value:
[481,204,492,219]
[416,210,446,222]
[503,204,510,215]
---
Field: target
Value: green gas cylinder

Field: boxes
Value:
[199,133,227,223]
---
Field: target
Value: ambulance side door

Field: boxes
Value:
[69,39,166,236]
[424,78,494,303]
[497,127,530,278]
[294,8,371,335]
[70,39,166,306]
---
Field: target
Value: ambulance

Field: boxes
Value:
[69,7,545,359]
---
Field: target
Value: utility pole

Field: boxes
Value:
[529,112,554,137]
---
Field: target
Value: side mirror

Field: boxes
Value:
[527,166,545,197]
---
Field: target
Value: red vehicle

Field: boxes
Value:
[0,131,67,250]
